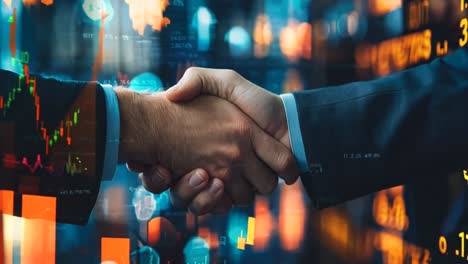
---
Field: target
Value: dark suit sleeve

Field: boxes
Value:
[0,69,106,224]
[293,47,468,209]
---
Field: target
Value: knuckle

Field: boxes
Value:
[222,69,240,80]
[184,67,199,77]
[228,146,243,162]
[214,167,231,181]
[277,152,295,173]
[140,173,167,194]
[190,199,210,215]
[235,119,251,137]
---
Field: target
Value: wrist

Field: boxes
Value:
[115,88,147,162]
[275,95,292,150]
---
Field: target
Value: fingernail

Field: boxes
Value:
[209,179,223,194]
[189,170,205,187]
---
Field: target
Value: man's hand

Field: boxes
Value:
[166,67,298,184]
[126,163,230,215]
[116,89,296,209]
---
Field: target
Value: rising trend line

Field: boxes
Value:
[2,74,81,154]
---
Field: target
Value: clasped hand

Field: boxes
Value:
[118,68,299,215]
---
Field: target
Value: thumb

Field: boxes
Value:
[166,67,240,102]
[166,68,204,102]
[139,165,172,194]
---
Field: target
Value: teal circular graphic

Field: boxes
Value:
[82,0,114,23]
[183,236,210,263]
[129,72,163,94]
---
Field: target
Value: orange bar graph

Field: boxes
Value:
[24,64,30,85]
[59,121,63,137]
[0,190,14,216]
[41,126,46,141]
[101,237,130,264]
[21,195,56,264]
[0,191,14,264]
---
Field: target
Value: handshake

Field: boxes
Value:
[115,68,299,215]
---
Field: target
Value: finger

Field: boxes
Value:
[211,194,233,215]
[139,165,172,194]
[166,69,203,102]
[219,168,255,207]
[166,68,280,134]
[166,68,238,102]
[170,169,210,209]
[189,178,225,215]
[250,124,300,185]
[244,155,278,195]
[126,161,146,173]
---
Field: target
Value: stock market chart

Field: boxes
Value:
[0,0,467,263]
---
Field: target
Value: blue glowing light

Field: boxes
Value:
[132,186,156,221]
[384,9,404,37]
[225,26,251,57]
[130,246,160,264]
[227,210,248,246]
[183,236,209,263]
[192,7,216,51]
[129,72,163,94]
[154,190,171,212]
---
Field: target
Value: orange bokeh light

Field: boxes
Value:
[125,0,171,35]
[22,0,53,6]
[253,197,274,251]
[368,0,402,16]
[355,29,432,77]
[373,186,409,232]
[198,227,219,249]
[147,217,178,247]
[282,69,304,93]
[279,182,305,251]
[254,14,273,58]
[279,20,312,62]
[3,0,12,8]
